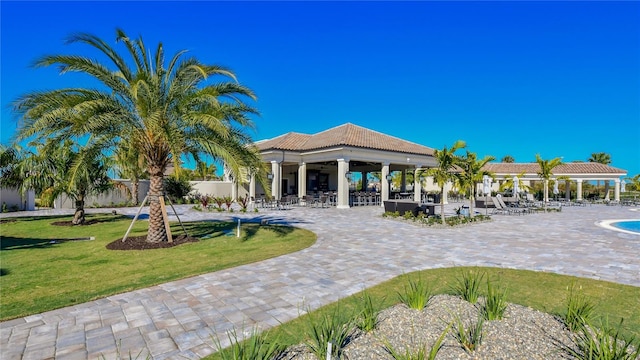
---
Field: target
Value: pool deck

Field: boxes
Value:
[1,203,639,359]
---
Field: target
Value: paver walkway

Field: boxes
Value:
[1,204,639,359]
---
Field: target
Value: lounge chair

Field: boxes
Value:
[490,197,510,215]
[496,196,528,215]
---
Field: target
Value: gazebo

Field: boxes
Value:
[481,163,628,201]
[250,123,437,208]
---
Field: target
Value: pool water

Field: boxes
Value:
[612,220,640,233]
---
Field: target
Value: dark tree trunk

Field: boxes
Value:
[72,197,85,225]
[146,173,167,243]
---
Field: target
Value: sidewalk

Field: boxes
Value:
[1,204,638,359]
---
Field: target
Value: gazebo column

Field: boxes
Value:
[401,170,406,192]
[614,179,621,201]
[271,161,280,200]
[565,179,571,201]
[414,167,422,202]
[442,182,449,204]
[381,163,390,207]
[298,162,306,198]
[336,158,350,209]
[576,179,583,200]
[249,173,256,203]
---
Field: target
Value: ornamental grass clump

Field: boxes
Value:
[213,327,284,360]
[564,319,640,360]
[481,278,508,321]
[356,291,380,333]
[383,323,451,360]
[451,314,484,353]
[305,306,355,360]
[397,276,433,310]
[564,283,596,333]
[452,269,485,304]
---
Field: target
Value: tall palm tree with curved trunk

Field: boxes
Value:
[14,29,266,242]
[420,140,466,224]
[535,154,563,210]
[588,152,612,197]
[501,155,515,163]
[455,151,495,218]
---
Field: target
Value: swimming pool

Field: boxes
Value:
[597,219,640,235]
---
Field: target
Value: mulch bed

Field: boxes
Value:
[51,219,102,226]
[0,219,17,224]
[106,235,199,250]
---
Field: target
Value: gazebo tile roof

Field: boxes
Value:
[256,123,434,156]
[483,162,626,174]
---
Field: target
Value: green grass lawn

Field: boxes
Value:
[0,213,316,320]
[210,267,640,359]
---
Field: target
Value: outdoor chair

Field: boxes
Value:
[491,197,511,215]
[497,196,528,215]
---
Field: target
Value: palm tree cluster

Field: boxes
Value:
[10,29,267,242]
[419,141,494,223]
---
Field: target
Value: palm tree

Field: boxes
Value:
[498,171,531,194]
[420,140,466,223]
[535,154,563,209]
[113,142,147,205]
[455,150,495,218]
[588,152,612,197]
[194,160,218,181]
[14,29,266,242]
[501,155,515,163]
[626,174,640,191]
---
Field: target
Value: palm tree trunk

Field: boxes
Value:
[132,179,139,206]
[469,188,475,218]
[440,186,445,224]
[147,173,168,243]
[72,195,85,225]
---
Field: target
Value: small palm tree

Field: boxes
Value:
[113,142,147,205]
[498,171,531,194]
[455,151,495,218]
[626,174,640,191]
[535,154,563,209]
[14,29,267,242]
[420,140,466,223]
[501,155,515,163]
[588,152,612,196]
[195,160,218,181]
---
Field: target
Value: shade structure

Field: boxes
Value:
[621,180,626,193]
[553,180,559,195]
[513,176,519,198]
[483,175,491,195]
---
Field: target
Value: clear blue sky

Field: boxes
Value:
[2,1,639,176]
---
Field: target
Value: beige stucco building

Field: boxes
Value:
[243,123,629,207]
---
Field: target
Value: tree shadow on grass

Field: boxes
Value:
[0,236,60,251]
[0,268,10,276]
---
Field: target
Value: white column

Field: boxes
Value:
[442,182,449,204]
[298,162,306,198]
[25,189,35,211]
[271,161,280,200]
[231,176,237,200]
[381,163,390,207]
[576,179,583,200]
[614,179,621,201]
[249,174,256,203]
[414,168,422,202]
[337,158,350,209]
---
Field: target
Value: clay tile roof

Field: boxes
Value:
[256,123,434,156]
[254,132,312,151]
[483,162,626,175]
